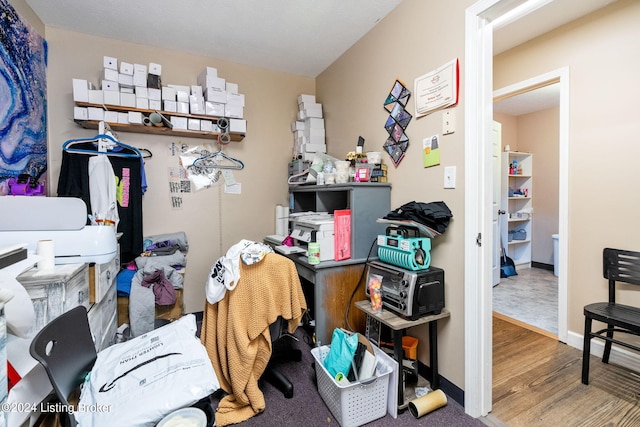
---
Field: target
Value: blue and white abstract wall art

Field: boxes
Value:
[0,0,48,195]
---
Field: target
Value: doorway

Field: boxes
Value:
[492,80,561,337]
[463,0,575,417]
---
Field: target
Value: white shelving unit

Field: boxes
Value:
[501,151,533,268]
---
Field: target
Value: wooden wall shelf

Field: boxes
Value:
[74,102,245,141]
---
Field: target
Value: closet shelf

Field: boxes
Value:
[74,102,245,141]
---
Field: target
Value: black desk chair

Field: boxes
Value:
[582,248,640,384]
[262,316,302,398]
[29,306,97,427]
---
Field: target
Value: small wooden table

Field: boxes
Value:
[354,300,450,409]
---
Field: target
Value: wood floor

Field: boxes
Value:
[489,315,640,427]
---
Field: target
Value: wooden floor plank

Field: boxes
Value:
[492,314,640,426]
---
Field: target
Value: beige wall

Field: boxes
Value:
[494,0,640,335]
[10,0,640,399]
[317,0,475,390]
[496,108,560,265]
[518,107,559,265]
[39,28,314,313]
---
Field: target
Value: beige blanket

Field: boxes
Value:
[200,253,307,426]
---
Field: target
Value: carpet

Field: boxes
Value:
[209,327,485,427]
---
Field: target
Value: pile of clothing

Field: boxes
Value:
[117,231,189,337]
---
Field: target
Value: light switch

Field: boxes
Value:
[443,110,455,135]
[444,166,456,189]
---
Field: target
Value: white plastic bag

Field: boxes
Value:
[76,314,219,427]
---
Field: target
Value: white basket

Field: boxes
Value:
[311,345,391,427]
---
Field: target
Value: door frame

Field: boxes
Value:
[464,0,570,417]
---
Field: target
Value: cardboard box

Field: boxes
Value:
[73,106,88,120]
[304,127,325,139]
[304,106,323,118]
[163,100,177,112]
[301,142,327,153]
[88,89,104,104]
[103,56,118,70]
[304,117,324,129]
[134,63,147,74]
[149,62,162,75]
[200,119,213,132]
[120,92,136,108]
[102,68,118,83]
[291,121,305,132]
[199,66,217,78]
[162,86,176,101]
[191,85,203,97]
[177,101,189,114]
[189,95,205,115]
[120,87,134,94]
[136,97,149,110]
[117,112,129,124]
[298,94,315,104]
[149,99,162,110]
[118,73,133,87]
[104,111,119,123]
[200,75,225,90]
[119,61,133,75]
[229,119,247,133]
[205,101,225,116]
[148,88,161,100]
[101,80,119,91]
[133,72,147,87]
[225,82,238,94]
[128,111,143,124]
[72,78,90,102]
[225,105,243,119]
[171,116,188,130]
[135,86,148,98]
[188,118,201,130]
[88,107,104,121]
[204,87,227,103]
[226,92,245,107]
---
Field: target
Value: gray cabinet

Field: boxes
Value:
[289,183,391,261]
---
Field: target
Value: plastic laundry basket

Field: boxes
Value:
[311,345,392,427]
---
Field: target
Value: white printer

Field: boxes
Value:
[0,197,118,264]
[290,213,335,261]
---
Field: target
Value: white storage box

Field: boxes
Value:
[311,344,392,427]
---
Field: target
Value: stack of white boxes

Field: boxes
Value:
[72,57,247,134]
[290,94,326,162]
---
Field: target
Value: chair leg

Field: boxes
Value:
[602,324,614,364]
[582,316,592,385]
[263,367,294,398]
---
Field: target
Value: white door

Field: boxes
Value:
[492,121,503,286]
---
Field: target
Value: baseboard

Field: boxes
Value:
[531,261,554,271]
[566,331,640,373]
[417,361,464,407]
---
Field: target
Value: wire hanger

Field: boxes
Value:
[192,147,245,170]
[62,133,142,158]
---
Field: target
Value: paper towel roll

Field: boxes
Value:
[37,239,55,271]
[408,389,447,418]
[276,205,289,236]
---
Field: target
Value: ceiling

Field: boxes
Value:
[24,0,615,84]
[24,0,403,78]
[493,0,617,116]
[24,0,614,79]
